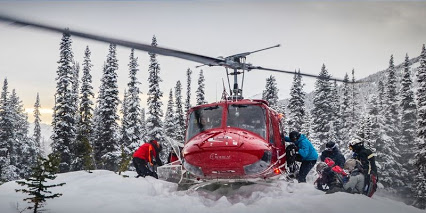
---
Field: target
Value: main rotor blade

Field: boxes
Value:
[227,44,281,58]
[250,66,357,83]
[0,14,224,66]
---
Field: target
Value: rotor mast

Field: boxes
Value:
[226,45,280,100]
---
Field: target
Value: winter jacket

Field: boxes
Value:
[353,146,378,176]
[320,148,346,168]
[285,134,318,161]
[133,142,161,166]
[343,169,365,194]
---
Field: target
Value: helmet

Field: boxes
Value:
[316,162,328,174]
[348,139,363,151]
[325,141,337,151]
[289,131,301,141]
[344,159,361,172]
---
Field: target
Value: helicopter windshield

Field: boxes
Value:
[226,104,266,139]
[186,105,223,141]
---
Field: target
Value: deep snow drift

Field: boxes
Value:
[0,170,423,213]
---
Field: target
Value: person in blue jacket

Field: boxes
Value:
[285,131,318,183]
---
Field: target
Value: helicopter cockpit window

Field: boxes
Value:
[186,105,223,141]
[226,104,266,139]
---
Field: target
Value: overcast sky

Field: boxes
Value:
[0,0,426,124]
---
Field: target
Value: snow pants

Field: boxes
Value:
[132,157,158,179]
[297,160,317,183]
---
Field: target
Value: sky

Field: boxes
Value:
[0,1,426,124]
[0,170,424,213]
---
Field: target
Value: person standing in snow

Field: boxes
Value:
[348,139,378,197]
[320,141,345,168]
[132,140,163,178]
[285,131,318,183]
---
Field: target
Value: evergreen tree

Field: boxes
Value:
[73,46,95,171]
[350,69,360,131]
[146,36,166,146]
[311,64,332,146]
[185,68,192,115]
[174,80,185,142]
[330,80,342,144]
[340,73,351,143]
[123,49,143,154]
[378,55,405,192]
[164,89,175,139]
[414,44,426,209]
[287,71,305,132]
[384,55,400,137]
[262,75,279,110]
[10,89,37,178]
[399,53,418,199]
[15,154,65,213]
[366,94,382,150]
[33,93,42,156]
[196,69,207,105]
[0,78,18,182]
[93,44,120,171]
[51,31,77,173]
[301,111,312,139]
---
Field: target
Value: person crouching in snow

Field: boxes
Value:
[342,159,365,194]
[133,140,163,178]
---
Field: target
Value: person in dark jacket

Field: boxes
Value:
[285,131,318,183]
[133,140,163,178]
[349,139,378,197]
[320,141,345,168]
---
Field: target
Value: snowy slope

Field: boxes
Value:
[0,170,423,213]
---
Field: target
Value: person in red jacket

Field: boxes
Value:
[133,140,163,178]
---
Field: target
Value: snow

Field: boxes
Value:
[0,170,423,213]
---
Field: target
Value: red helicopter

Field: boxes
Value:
[0,14,350,186]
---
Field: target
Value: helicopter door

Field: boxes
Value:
[268,112,286,170]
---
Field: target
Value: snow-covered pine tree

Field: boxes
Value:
[9,89,36,178]
[0,78,19,182]
[140,108,147,142]
[174,81,185,143]
[164,89,175,139]
[15,154,65,213]
[72,61,80,123]
[287,71,305,132]
[413,44,426,209]
[366,94,382,150]
[384,55,401,137]
[262,75,279,110]
[33,93,42,157]
[301,111,312,139]
[146,36,166,148]
[311,64,332,146]
[123,49,143,154]
[196,69,207,105]
[51,31,77,173]
[185,68,192,115]
[120,89,130,152]
[340,73,351,143]
[330,80,342,145]
[399,53,418,200]
[73,46,95,171]
[378,54,405,193]
[94,44,120,171]
[349,69,360,132]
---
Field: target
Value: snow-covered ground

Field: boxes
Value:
[0,170,423,213]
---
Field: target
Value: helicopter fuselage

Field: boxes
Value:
[182,99,287,180]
